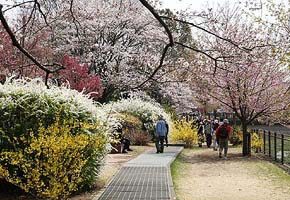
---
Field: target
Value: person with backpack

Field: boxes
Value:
[155,115,168,153]
[215,119,232,159]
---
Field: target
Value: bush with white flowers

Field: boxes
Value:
[0,77,109,199]
[102,96,172,135]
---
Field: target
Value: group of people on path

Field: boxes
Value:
[154,115,232,159]
[124,114,232,159]
[197,118,232,159]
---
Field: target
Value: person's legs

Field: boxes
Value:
[224,139,229,158]
[213,134,217,151]
[219,139,225,158]
[160,136,165,153]
[123,138,133,151]
[165,135,168,147]
[206,134,212,148]
[155,136,160,153]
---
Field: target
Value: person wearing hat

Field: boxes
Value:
[215,119,232,159]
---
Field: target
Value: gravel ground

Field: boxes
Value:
[172,147,290,200]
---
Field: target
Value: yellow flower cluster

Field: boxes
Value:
[0,118,107,199]
[251,131,263,151]
[171,118,198,148]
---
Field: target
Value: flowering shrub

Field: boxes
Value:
[171,118,198,148]
[59,55,103,100]
[0,78,108,198]
[229,126,243,146]
[0,119,106,199]
[102,97,172,136]
[251,131,263,152]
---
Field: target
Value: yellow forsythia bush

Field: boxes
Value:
[229,126,243,146]
[251,131,263,152]
[171,118,198,148]
[0,118,107,199]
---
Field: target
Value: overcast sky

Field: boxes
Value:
[161,0,237,11]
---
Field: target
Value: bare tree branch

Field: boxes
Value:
[175,42,232,73]
[134,0,175,89]
[134,43,171,89]
[34,0,52,29]
[161,16,253,52]
[0,4,64,87]
[138,0,174,45]
[69,0,81,39]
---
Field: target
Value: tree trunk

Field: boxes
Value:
[241,121,249,156]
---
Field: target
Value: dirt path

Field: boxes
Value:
[172,147,290,200]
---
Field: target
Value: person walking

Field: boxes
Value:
[204,119,213,148]
[197,121,204,147]
[215,119,232,159]
[155,116,168,153]
[212,119,219,151]
[165,121,169,147]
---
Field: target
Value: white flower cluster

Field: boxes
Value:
[0,77,113,136]
[102,96,172,134]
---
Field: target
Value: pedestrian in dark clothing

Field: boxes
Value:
[215,119,232,159]
[116,126,133,153]
[155,116,168,153]
[165,121,169,147]
[197,121,204,147]
[204,120,212,148]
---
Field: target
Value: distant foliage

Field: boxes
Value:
[59,55,103,99]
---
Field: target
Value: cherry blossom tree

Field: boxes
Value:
[192,5,290,156]
[0,0,199,106]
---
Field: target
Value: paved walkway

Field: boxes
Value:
[96,146,183,200]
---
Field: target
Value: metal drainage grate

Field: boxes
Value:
[98,166,170,200]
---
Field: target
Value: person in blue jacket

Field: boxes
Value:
[155,115,168,153]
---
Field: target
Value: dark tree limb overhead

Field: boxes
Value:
[0,4,64,87]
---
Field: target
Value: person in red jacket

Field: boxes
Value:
[215,119,232,159]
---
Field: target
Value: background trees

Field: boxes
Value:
[1,0,289,156]
[192,5,290,155]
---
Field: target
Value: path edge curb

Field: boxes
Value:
[167,146,184,200]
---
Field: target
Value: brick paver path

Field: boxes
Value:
[97,146,183,200]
